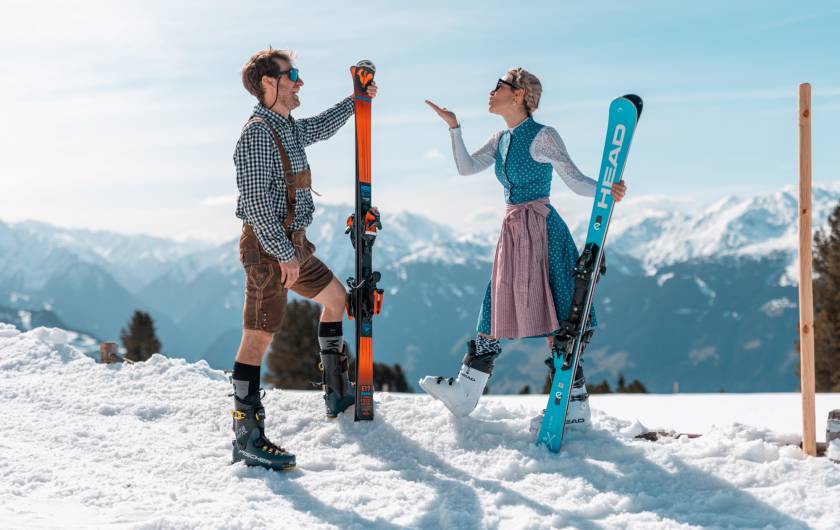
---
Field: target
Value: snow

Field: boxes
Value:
[830,441,840,461]
[1,325,839,530]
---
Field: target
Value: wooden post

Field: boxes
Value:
[99,341,119,364]
[798,82,817,456]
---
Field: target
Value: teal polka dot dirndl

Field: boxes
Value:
[476,117,596,338]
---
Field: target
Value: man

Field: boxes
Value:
[231,49,377,470]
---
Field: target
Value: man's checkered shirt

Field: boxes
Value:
[234,97,355,261]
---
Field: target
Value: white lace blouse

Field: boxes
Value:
[448,122,597,197]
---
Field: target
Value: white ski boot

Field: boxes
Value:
[419,340,495,417]
[566,383,592,426]
[529,381,591,440]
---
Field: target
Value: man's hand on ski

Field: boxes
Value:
[613,180,627,202]
[425,100,458,129]
[366,81,378,99]
[279,257,300,288]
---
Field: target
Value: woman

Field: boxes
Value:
[419,68,626,432]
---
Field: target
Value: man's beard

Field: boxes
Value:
[278,92,300,110]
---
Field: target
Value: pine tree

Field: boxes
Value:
[623,379,648,393]
[615,373,648,393]
[588,379,613,394]
[542,371,645,394]
[810,203,840,391]
[120,310,162,362]
[263,300,413,392]
[518,384,531,395]
[371,362,412,393]
[617,373,626,392]
[263,300,322,390]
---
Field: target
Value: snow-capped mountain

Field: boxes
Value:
[2,183,839,393]
[599,184,840,278]
[1,220,216,291]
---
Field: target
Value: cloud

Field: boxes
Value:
[423,148,444,160]
[689,346,719,366]
[585,347,632,378]
[201,195,237,206]
[743,340,762,351]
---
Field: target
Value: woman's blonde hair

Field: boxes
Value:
[506,68,542,115]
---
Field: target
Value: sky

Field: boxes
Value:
[0,0,839,241]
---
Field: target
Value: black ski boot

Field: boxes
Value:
[320,342,355,418]
[230,379,295,471]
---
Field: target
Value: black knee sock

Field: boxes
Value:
[232,361,261,398]
[318,321,343,353]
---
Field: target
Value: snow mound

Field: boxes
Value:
[0,322,19,338]
[618,418,649,438]
[828,440,840,462]
[1,325,838,529]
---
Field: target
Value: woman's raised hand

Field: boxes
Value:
[425,100,459,129]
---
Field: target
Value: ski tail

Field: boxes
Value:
[355,336,374,420]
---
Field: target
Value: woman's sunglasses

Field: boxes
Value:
[493,78,519,92]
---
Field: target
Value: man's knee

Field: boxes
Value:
[320,279,347,312]
[330,284,348,311]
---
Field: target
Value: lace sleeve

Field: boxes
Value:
[449,127,500,175]
[532,127,597,197]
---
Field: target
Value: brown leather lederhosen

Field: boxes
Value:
[239,117,334,333]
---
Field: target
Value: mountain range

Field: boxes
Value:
[2,183,838,393]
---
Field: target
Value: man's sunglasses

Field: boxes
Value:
[493,78,519,92]
[276,67,300,83]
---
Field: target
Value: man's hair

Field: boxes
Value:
[241,48,297,103]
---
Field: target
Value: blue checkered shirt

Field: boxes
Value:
[234,98,355,261]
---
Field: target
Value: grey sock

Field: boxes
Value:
[231,378,251,400]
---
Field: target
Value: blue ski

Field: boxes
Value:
[536,94,643,453]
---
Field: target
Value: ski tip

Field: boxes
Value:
[621,94,643,119]
[355,59,376,73]
[351,61,376,93]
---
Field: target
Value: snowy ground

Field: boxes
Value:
[1,324,838,530]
